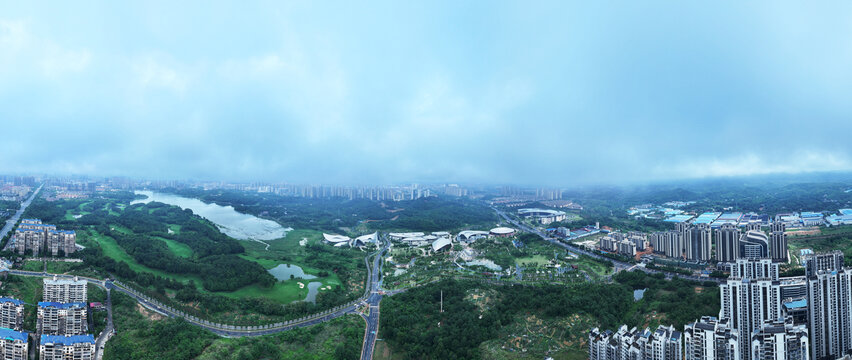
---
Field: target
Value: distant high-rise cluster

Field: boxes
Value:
[14,219,77,256]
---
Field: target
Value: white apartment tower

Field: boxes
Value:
[719,259,782,360]
[684,316,739,360]
[42,276,87,303]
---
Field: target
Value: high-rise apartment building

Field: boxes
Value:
[715,224,741,263]
[739,230,769,260]
[39,335,94,360]
[37,302,88,336]
[42,277,87,303]
[805,251,852,360]
[0,298,24,331]
[0,327,27,360]
[719,259,782,360]
[750,318,809,360]
[769,223,788,263]
[686,224,712,262]
[684,316,739,360]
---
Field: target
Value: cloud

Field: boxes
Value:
[133,56,188,93]
[656,152,852,180]
[0,2,852,185]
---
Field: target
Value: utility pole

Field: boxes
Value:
[440,290,443,313]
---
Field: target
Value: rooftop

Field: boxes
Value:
[38,302,87,309]
[0,327,27,342]
[40,334,95,346]
[0,297,24,306]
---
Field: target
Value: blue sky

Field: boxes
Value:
[1,1,852,185]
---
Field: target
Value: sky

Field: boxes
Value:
[2,1,852,186]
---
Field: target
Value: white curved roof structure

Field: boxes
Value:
[490,227,516,236]
[351,232,378,247]
[518,208,567,216]
[458,230,489,239]
[388,232,425,239]
[431,237,453,252]
[323,233,351,243]
[355,232,378,243]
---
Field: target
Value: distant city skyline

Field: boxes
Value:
[2,2,852,185]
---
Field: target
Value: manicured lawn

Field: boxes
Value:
[516,254,551,266]
[81,230,204,287]
[572,256,613,278]
[22,260,44,272]
[236,251,344,303]
[155,236,194,258]
[218,275,342,303]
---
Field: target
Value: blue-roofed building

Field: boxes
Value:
[0,327,28,360]
[38,302,88,336]
[840,209,852,216]
[664,214,693,223]
[0,298,25,331]
[692,212,721,225]
[827,213,852,226]
[39,334,95,360]
[800,211,824,226]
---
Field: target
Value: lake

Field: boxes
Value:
[131,190,292,241]
[304,282,323,303]
[267,264,317,281]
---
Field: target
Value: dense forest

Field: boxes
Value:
[166,188,497,232]
[78,201,275,292]
[381,272,720,359]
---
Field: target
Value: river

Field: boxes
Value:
[131,190,292,241]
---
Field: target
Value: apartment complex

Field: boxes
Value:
[599,235,637,257]
[14,219,77,256]
[0,298,24,331]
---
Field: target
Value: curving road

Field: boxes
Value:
[5,238,393,349]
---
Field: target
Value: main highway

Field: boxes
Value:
[492,207,722,284]
[360,239,390,360]
[0,184,42,247]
